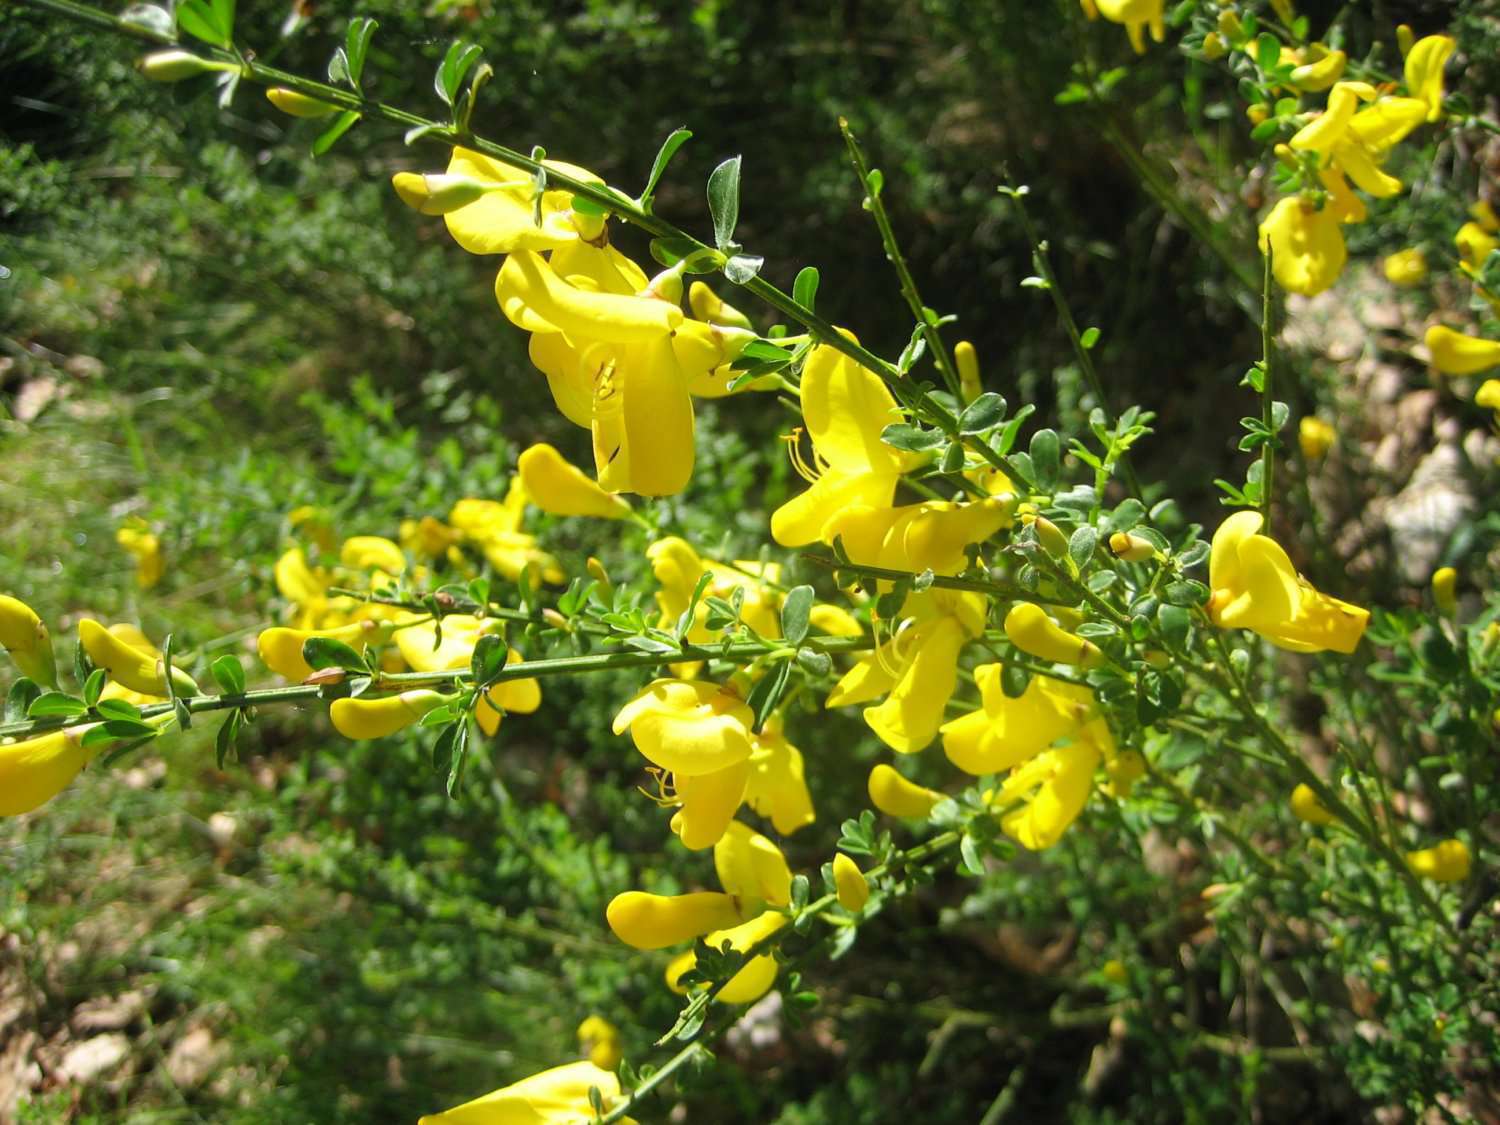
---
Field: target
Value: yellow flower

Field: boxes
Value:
[995,733,1105,850]
[823,497,1014,578]
[1102,749,1145,799]
[1404,34,1455,122]
[1094,0,1165,54]
[400,515,464,561]
[517,443,633,519]
[1207,511,1369,653]
[1003,603,1105,668]
[428,147,605,255]
[605,890,749,950]
[393,614,497,673]
[1425,326,1500,376]
[664,910,787,1005]
[417,1060,632,1125]
[1406,839,1470,883]
[258,619,394,681]
[941,665,1098,776]
[714,821,792,907]
[1455,222,1499,271]
[1289,782,1336,826]
[866,763,943,818]
[273,546,352,631]
[576,1016,622,1072]
[0,594,57,687]
[1298,416,1336,461]
[449,488,565,584]
[1290,82,1426,201]
[330,690,447,741]
[832,853,870,912]
[1258,196,1347,296]
[79,618,198,697]
[266,87,338,117]
[1472,200,1500,234]
[954,340,983,403]
[646,538,781,649]
[116,520,164,589]
[339,536,407,574]
[498,245,710,496]
[1383,248,1428,287]
[826,591,987,754]
[0,725,99,816]
[771,336,924,548]
[613,679,755,848]
[743,717,815,835]
[1476,379,1500,416]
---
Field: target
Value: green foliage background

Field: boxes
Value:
[2,1,1497,1122]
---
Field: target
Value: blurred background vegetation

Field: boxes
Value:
[2,0,1498,1121]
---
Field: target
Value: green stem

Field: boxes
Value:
[0,635,877,741]
[1001,186,1144,502]
[1258,251,1277,527]
[838,118,964,400]
[598,1042,711,1124]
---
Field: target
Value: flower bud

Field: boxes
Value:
[1201,32,1227,60]
[1476,380,1500,413]
[1246,103,1269,126]
[576,1016,622,1071]
[137,50,230,82]
[258,619,393,681]
[1103,749,1146,799]
[1107,532,1154,562]
[1298,416,1335,461]
[688,282,753,330]
[0,595,57,688]
[1289,782,1336,826]
[1004,603,1104,668]
[1472,200,1500,235]
[1383,248,1428,288]
[265,87,340,118]
[1431,567,1457,617]
[1217,10,1244,42]
[605,890,746,950]
[642,263,687,305]
[867,763,942,818]
[1102,959,1129,984]
[954,341,983,404]
[1269,0,1295,23]
[1021,511,1070,561]
[587,557,613,595]
[1141,649,1170,668]
[1406,839,1470,883]
[1396,24,1415,57]
[390,173,491,216]
[79,618,197,698]
[832,853,870,912]
[1290,49,1346,92]
[1425,326,1500,377]
[329,689,446,740]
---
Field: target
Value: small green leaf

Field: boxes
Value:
[1080,326,1101,349]
[470,633,508,687]
[215,710,242,768]
[6,678,42,723]
[210,654,246,696]
[1000,663,1030,698]
[880,423,946,452]
[345,16,378,86]
[781,585,814,646]
[958,393,1007,435]
[95,698,142,722]
[312,110,361,157]
[435,41,483,107]
[793,266,820,312]
[446,720,471,797]
[1255,32,1280,71]
[302,636,367,672]
[1029,428,1061,488]
[28,692,88,718]
[1068,526,1098,570]
[707,155,742,251]
[176,0,231,48]
[639,127,692,211]
[795,648,832,677]
[82,668,106,709]
[120,4,176,38]
[745,659,791,734]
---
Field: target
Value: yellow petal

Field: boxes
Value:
[441,148,599,255]
[0,727,98,816]
[863,616,969,753]
[1404,35,1455,122]
[743,725,815,835]
[1002,603,1104,668]
[527,332,595,428]
[418,1061,623,1125]
[257,619,392,681]
[800,338,916,476]
[713,821,792,905]
[1425,326,1500,377]
[496,251,682,342]
[671,759,751,850]
[330,690,446,740]
[866,763,943,818]
[1208,510,1265,597]
[612,679,754,776]
[605,890,746,950]
[832,853,870,912]
[1405,838,1470,883]
[518,443,632,518]
[0,594,56,687]
[340,536,407,574]
[1000,739,1101,850]
[771,468,900,548]
[613,336,696,497]
[1258,197,1347,296]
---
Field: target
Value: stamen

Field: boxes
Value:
[782,427,822,483]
